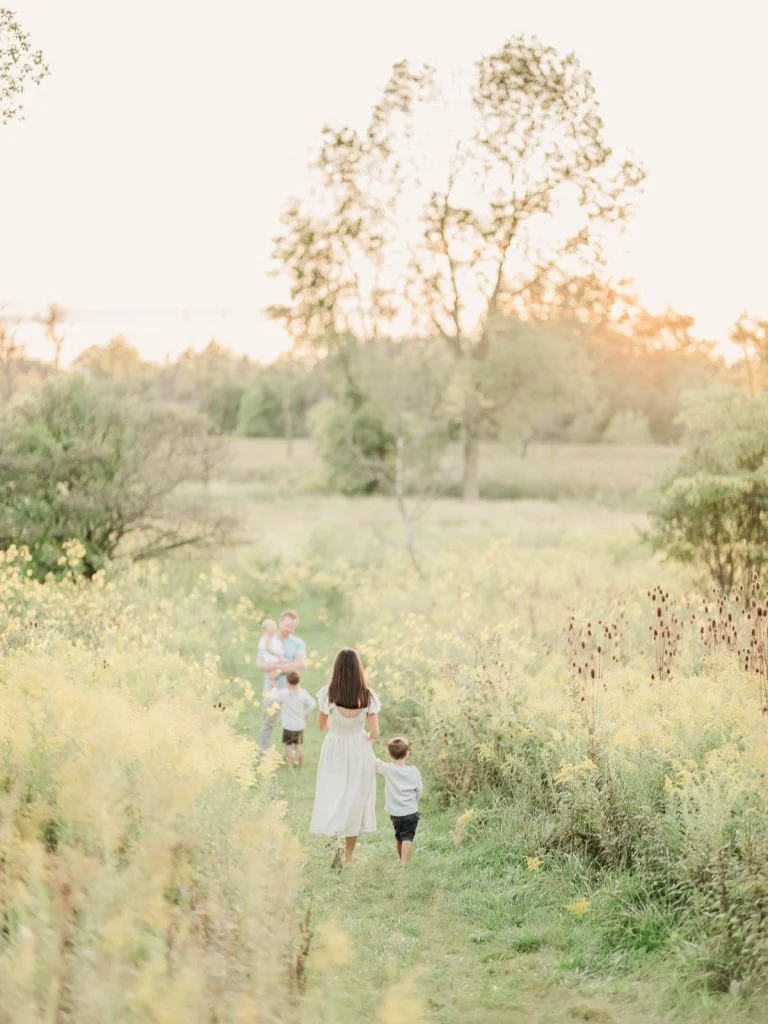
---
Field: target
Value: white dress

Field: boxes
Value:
[309,686,381,837]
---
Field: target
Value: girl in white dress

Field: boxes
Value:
[309,648,381,866]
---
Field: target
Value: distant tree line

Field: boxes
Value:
[0,331,323,440]
[0,297,758,456]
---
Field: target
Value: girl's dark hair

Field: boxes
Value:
[328,648,375,710]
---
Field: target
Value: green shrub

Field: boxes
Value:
[238,364,320,439]
[237,376,284,437]
[310,396,395,495]
[204,380,248,433]
[0,375,223,578]
[648,389,768,595]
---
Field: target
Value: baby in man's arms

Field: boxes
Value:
[258,618,284,682]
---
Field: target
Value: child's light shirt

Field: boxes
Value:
[375,760,423,816]
[258,634,284,665]
[272,687,316,731]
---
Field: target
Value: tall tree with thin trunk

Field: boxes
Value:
[38,303,68,372]
[281,353,296,458]
[730,313,768,397]
[0,317,23,402]
[269,36,644,499]
[312,338,458,568]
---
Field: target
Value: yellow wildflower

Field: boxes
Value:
[565,899,591,916]
[452,808,476,846]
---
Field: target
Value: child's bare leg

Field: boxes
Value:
[399,840,413,867]
[344,836,357,864]
[297,744,304,768]
[396,840,402,860]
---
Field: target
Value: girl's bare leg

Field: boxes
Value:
[399,840,413,867]
[344,836,358,864]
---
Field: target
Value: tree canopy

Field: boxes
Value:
[1,8,48,123]
[270,35,645,498]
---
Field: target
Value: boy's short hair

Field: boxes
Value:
[387,736,410,760]
[281,610,299,622]
[286,671,301,686]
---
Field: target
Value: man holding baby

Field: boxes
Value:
[257,609,306,754]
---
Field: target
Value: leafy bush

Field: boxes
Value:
[0,375,224,578]
[310,396,395,495]
[204,379,248,433]
[238,364,319,440]
[238,376,285,438]
[648,389,768,595]
[310,340,457,498]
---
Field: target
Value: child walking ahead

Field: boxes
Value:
[375,737,423,867]
[270,671,316,768]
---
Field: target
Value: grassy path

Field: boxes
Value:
[241,611,764,1024]
[267,727,688,1024]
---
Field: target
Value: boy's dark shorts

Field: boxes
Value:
[282,729,303,746]
[390,813,420,842]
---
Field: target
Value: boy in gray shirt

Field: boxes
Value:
[375,736,423,867]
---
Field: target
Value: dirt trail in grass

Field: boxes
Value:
[272,732,690,1024]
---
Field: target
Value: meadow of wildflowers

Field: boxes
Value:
[310,527,768,995]
[0,545,307,1023]
[2,505,768,1017]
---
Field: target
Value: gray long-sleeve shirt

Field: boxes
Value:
[375,759,423,816]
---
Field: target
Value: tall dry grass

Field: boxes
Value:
[308,531,768,992]
[0,546,306,1024]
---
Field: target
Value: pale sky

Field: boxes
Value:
[2,0,766,365]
